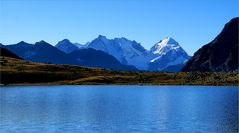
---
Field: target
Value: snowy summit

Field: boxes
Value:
[148,37,190,71]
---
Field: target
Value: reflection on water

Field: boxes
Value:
[0,85,238,132]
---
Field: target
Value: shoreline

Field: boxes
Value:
[1,57,238,87]
[1,82,238,86]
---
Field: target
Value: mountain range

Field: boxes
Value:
[1,36,189,71]
[2,41,136,70]
[86,36,190,71]
[55,35,190,71]
[1,17,237,72]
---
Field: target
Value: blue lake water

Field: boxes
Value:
[0,85,238,133]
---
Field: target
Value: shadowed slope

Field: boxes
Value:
[182,17,239,72]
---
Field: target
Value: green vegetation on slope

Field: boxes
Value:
[0,56,238,86]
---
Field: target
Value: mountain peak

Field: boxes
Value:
[15,41,32,47]
[35,40,51,47]
[150,37,181,55]
[98,35,107,39]
[36,40,48,44]
[148,37,190,71]
[17,41,28,45]
[55,39,79,53]
[160,37,178,46]
[60,39,70,43]
[56,39,72,45]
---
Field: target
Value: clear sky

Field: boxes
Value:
[0,0,238,55]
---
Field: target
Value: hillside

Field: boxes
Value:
[182,17,239,72]
[0,55,238,86]
[0,48,21,59]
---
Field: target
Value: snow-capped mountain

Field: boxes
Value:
[55,39,79,53]
[86,35,149,69]
[1,36,191,71]
[80,35,190,71]
[148,37,190,71]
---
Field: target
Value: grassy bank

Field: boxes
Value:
[1,56,238,86]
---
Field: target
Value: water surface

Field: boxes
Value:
[0,85,238,133]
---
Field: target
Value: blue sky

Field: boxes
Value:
[0,0,238,55]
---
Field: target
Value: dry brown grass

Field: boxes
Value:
[1,56,238,86]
